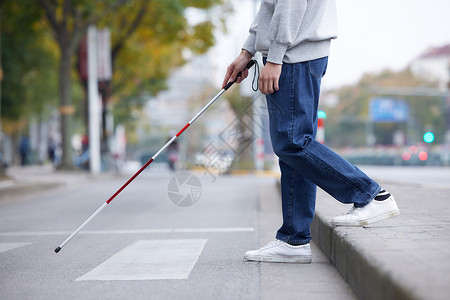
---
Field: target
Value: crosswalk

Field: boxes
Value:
[0,227,254,236]
[1,239,208,281]
[0,227,255,281]
[0,227,254,282]
[0,242,31,254]
[76,239,207,281]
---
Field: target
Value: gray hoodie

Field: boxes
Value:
[243,0,338,64]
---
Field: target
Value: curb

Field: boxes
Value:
[310,204,417,300]
[275,175,449,300]
[1,166,125,201]
[0,182,63,201]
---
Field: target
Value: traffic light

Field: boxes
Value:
[419,151,428,161]
[318,110,327,119]
[423,132,435,143]
[317,111,326,144]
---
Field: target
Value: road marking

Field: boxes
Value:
[0,242,31,254]
[0,180,14,189]
[173,227,253,233]
[76,239,207,281]
[0,227,254,236]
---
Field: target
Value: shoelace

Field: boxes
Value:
[264,240,282,248]
[347,207,361,215]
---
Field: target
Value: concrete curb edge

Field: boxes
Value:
[310,211,418,300]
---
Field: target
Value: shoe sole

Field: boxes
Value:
[244,253,312,264]
[332,209,400,227]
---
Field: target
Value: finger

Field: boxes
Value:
[242,69,249,79]
[274,77,279,92]
[259,77,268,95]
[258,77,264,94]
[236,69,249,83]
[222,67,233,88]
[268,79,274,94]
[230,69,241,82]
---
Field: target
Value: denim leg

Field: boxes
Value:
[266,57,380,243]
[276,159,316,245]
[282,140,380,207]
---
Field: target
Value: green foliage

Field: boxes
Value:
[181,0,223,9]
[190,21,215,54]
[1,0,223,136]
[104,0,223,126]
[1,1,58,132]
[112,93,149,134]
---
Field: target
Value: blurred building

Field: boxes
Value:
[410,44,450,145]
[142,53,238,161]
[145,54,212,129]
[141,0,273,169]
[319,92,340,108]
[410,44,450,91]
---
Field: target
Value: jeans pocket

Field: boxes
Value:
[308,57,328,79]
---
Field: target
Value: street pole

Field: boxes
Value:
[0,8,5,177]
[446,66,450,165]
[88,26,101,174]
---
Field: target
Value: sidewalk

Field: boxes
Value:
[311,179,450,300]
[257,182,356,299]
[0,165,121,201]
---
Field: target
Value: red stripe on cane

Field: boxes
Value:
[106,158,154,204]
[176,123,190,137]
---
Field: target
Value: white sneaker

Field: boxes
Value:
[332,194,400,226]
[244,239,312,263]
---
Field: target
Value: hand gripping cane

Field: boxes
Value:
[54,60,257,253]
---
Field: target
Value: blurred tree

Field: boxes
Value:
[35,0,130,169]
[100,0,222,130]
[34,0,222,169]
[0,0,4,177]
[0,0,223,169]
[0,1,58,166]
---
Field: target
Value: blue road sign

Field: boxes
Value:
[370,98,409,122]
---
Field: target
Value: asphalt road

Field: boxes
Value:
[0,167,356,300]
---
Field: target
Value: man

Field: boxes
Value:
[222,0,399,263]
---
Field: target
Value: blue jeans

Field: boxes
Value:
[264,57,380,245]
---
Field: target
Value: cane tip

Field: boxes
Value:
[54,247,61,253]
